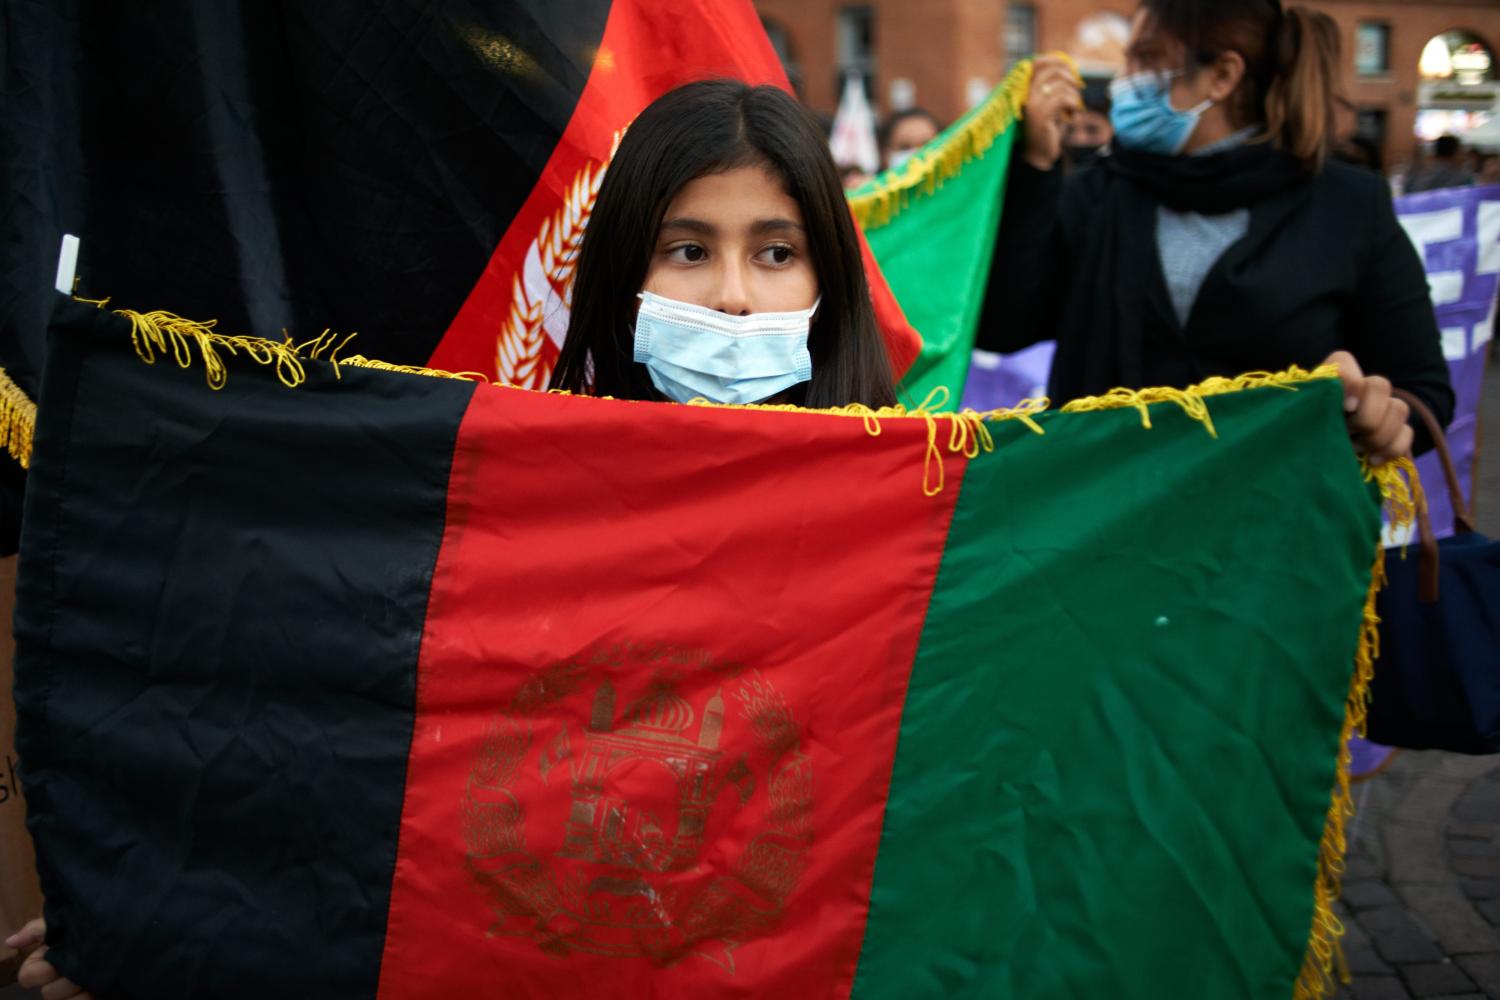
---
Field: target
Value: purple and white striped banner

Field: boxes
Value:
[1393,183,1499,539]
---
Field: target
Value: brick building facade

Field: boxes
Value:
[754,0,1500,170]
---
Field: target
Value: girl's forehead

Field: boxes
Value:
[661,165,803,228]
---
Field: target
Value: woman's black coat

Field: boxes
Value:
[979,157,1455,444]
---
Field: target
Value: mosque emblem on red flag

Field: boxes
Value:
[462,645,812,970]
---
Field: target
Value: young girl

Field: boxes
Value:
[550,79,898,409]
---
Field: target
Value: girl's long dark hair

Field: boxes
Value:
[550,80,897,408]
[1139,0,1341,170]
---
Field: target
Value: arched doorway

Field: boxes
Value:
[1417,29,1499,150]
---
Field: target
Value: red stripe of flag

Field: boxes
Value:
[377,388,964,996]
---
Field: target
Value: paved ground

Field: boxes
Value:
[1332,752,1500,999]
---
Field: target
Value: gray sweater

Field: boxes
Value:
[1155,127,1258,326]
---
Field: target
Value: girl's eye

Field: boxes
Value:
[666,244,707,263]
[757,244,795,266]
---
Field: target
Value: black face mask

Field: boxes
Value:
[1065,144,1107,168]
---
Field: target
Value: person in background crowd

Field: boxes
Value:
[1406,134,1475,193]
[1064,80,1114,169]
[981,0,1452,465]
[840,164,873,190]
[1330,95,1383,175]
[1392,144,1427,195]
[878,108,942,172]
[1478,153,1500,187]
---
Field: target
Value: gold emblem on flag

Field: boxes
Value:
[462,644,812,971]
[495,131,625,390]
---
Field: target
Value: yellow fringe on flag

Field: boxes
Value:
[1294,457,1422,1000]
[1057,365,1336,437]
[91,309,1347,502]
[120,309,313,390]
[337,356,490,382]
[686,386,1047,496]
[0,367,37,469]
[847,59,1038,231]
[113,309,493,387]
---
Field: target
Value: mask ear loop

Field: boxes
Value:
[1156,66,1215,117]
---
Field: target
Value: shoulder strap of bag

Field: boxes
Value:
[1391,389,1475,534]
[1391,388,1475,604]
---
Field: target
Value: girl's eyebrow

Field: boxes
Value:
[750,218,805,235]
[659,217,804,237]
[660,217,715,235]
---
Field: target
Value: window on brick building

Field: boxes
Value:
[1355,108,1388,146]
[762,17,804,98]
[836,6,875,107]
[1355,22,1391,77]
[1004,4,1038,71]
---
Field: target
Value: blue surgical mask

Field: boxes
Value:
[1108,70,1213,156]
[632,291,818,405]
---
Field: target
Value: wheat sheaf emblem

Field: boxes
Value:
[496,131,624,389]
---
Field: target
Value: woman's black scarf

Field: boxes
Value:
[1046,139,1310,402]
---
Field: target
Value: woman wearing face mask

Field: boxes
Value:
[552,79,898,409]
[879,108,943,173]
[1063,81,1113,170]
[980,0,1453,462]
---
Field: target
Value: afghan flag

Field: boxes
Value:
[16,298,1407,999]
[850,63,1032,404]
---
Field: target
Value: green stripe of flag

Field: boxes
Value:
[852,380,1381,998]
[850,68,1025,406]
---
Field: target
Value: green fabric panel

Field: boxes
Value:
[859,129,1015,406]
[852,381,1381,999]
